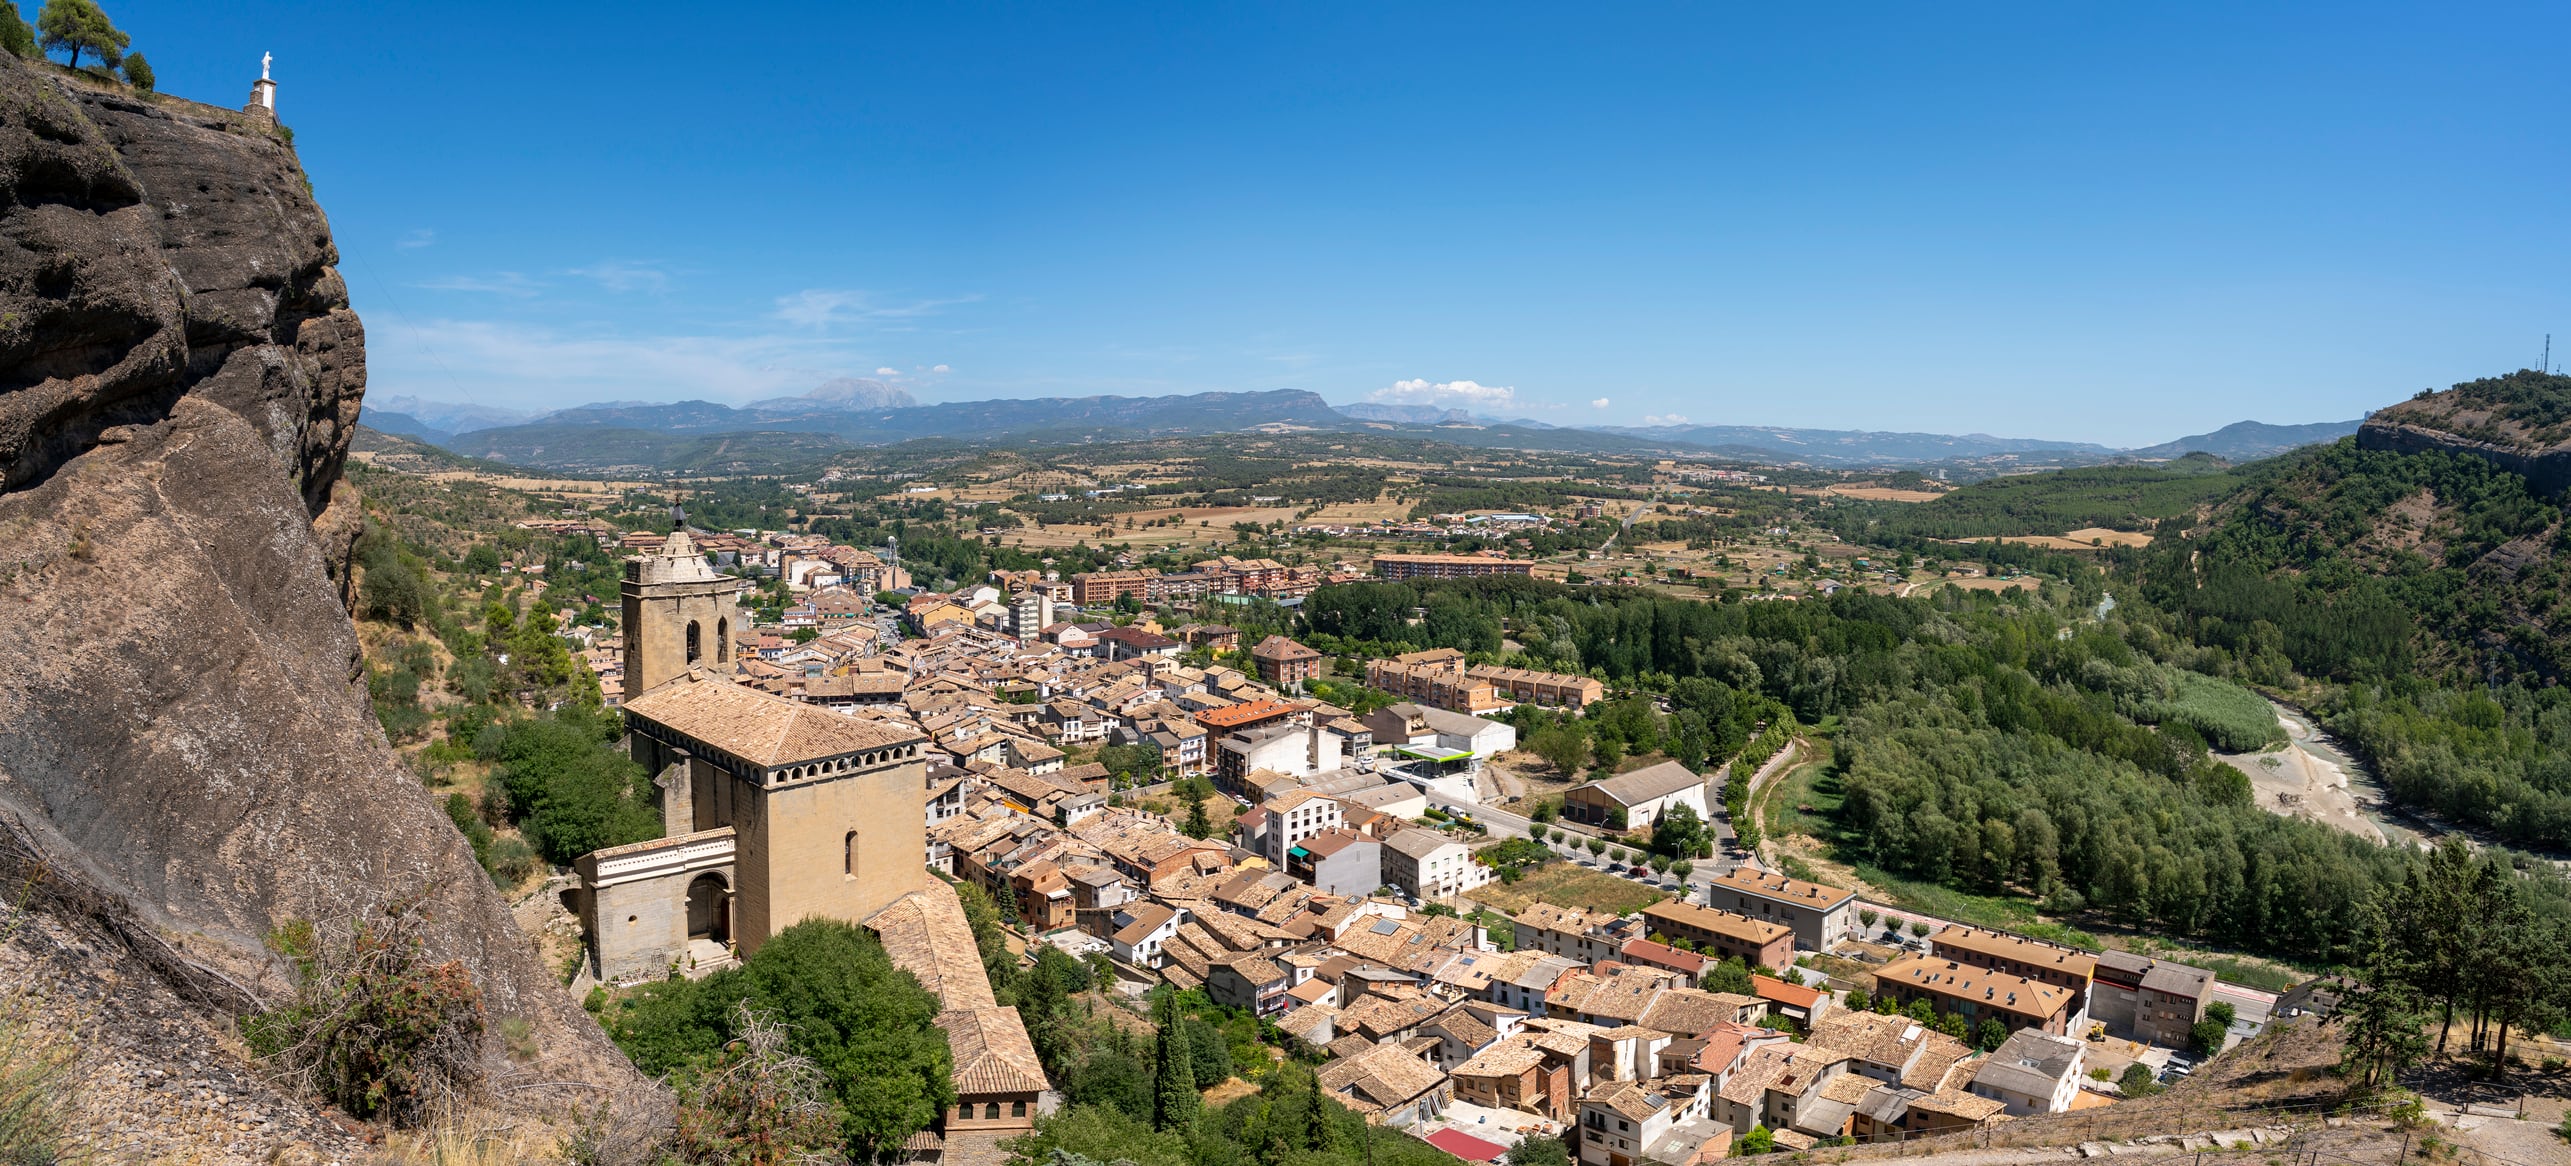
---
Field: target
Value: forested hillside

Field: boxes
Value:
[1828,454,2244,542]
[2134,437,2571,849]
[1298,575,2570,964]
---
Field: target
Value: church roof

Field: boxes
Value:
[624,669,921,768]
[938,1006,1052,1095]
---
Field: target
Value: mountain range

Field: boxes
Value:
[363,385,2362,474]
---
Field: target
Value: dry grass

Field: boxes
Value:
[1825,484,1947,502]
[1472,863,1666,917]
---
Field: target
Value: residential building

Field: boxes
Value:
[1284,827,1381,897]
[2090,950,2216,1047]
[1373,554,1536,581]
[1104,901,1184,967]
[1366,658,1509,716]
[1931,927,2098,1026]
[1701,867,1857,952]
[1317,1042,1451,1127]
[1874,956,2078,1035]
[1562,760,1708,830]
[1207,954,1292,1018]
[1576,1076,1713,1166]
[1257,790,1346,864]
[1486,951,1584,1015]
[1249,635,1324,688]
[1215,723,1343,788]
[1640,900,1796,971]
[1515,903,1642,965]
[1465,665,1605,711]
[1382,827,1486,900]
[1968,1030,2087,1115]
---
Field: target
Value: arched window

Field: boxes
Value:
[716,617,730,663]
[685,620,702,664]
[1011,1100,1027,1117]
[845,830,858,877]
[985,1102,1001,1120]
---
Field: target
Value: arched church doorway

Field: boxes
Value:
[685,872,730,945]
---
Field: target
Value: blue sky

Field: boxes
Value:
[109,2,2571,443]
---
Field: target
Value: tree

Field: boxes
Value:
[2116,1062,2161,1098]
[1183,795,1215,841]
[1526,726,1589,776]
[1737,1125,1776,1155]
[1844,988,1871,1012]
[1651,802,1710,859]
[1509,1135,1569,1166]
[1859,908,1880,933]
[1973,1018,2009,1052]
[2338,928,2428,1093]
[607,920,954,1157]
[35,0,122,69]
[2205,1000,2236,1030]
[2189,1019,2227,1057]
[1150,996,1199,1131]
[1701,956,1754,996]
[0,1,31,58]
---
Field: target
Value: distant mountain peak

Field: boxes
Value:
[773,376,918,410]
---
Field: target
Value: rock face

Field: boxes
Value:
[2358,374,2571,495]
[0,54,631,1113]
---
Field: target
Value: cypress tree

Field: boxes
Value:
[1151,996,1199,1131]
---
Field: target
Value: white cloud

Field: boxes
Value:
[875,366,901,376]
[1366,378,1518,407]
[773,288,979,331]
[931,364,951,374]
[368,316,893,407]
[1642,413,1689,426]
[416,272,540,297]
[395,228,435,250]
[1590,397,1612,409]
[569,260,670,293]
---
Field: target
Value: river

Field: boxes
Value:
[2222,698,2433,851]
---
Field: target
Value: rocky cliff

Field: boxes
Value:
[0,54,630,1145]
[2356,370,2571,495]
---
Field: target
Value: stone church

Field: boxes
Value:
[570,529,1052,1150]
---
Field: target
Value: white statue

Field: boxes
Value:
[261,52,272,81]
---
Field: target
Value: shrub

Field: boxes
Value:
[119,48,148,90]
[0,959,83,1164]
[243,896,485,1127]
[670,1003,846,1162]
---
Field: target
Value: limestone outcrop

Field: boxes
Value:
[2357,375,2571,495]
[0,52,633,1129]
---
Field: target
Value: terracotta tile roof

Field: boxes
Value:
[1641,900,1793,947]
[1706,866,1856,911]
[938,1006,1051,1095]
[1876,956,2074,1021]
[1750,974,1824,1010]
[1933,926,2099,980]
[1451,1041,1546,1079]
[1317,1041,1448,1113]
[1638,988,1754,1038]
[625,669,922,767]
[864,883,998,1010]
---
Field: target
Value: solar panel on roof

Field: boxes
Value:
[1372,919,1400,935]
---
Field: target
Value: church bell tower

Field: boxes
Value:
[622,509,746,698]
